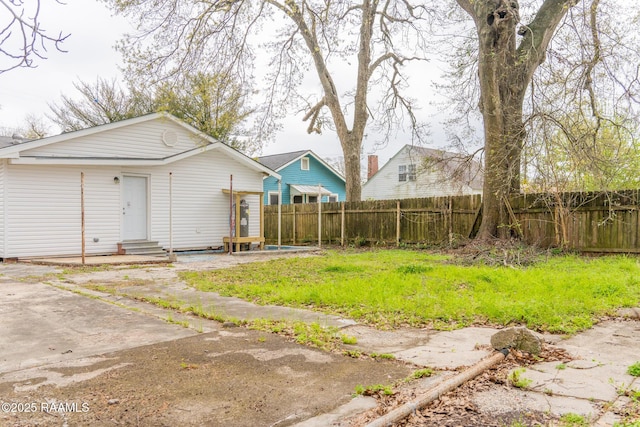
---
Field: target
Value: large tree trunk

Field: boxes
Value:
[457,0,578,239]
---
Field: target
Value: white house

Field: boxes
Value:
[362,145,483,200]
[0,113,279,260]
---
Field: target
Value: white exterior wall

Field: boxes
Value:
[0,160,4,258]
[4,165,121,258]
[123,149,264,251]
[0,116,268,258]
[362,147,481,200]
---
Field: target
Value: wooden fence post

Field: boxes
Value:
[341,202,345,247]
[292,204,296,245]
[396,200,401,247]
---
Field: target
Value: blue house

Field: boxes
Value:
[257,150,346,205]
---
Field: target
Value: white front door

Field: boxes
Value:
[122,175,148,240]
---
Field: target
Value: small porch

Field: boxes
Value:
[222,188,265,252]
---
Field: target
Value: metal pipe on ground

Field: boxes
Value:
[364,349,509,427]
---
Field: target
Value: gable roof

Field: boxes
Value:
[370,144,484,190]
[0,113,280,179]
[257,149,345,182]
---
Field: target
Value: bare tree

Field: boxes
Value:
[48,77,147,131]
[0,0,69,73]
[102,0,431,202]
[441,0,640,240]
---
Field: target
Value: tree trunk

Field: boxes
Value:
[457,0,577,239]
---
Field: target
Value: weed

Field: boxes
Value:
[370,353,396,360]
[248,319,342,352]
[628,362,640,377]
[508,368,532,389]
[179,361,198,370]
[343,350,361,358]
[165,314,189,328]
[410,368,434,379]
[354,383,394,396]
[340,334,358,345]
[556,363,567,370]
[559,413,589,426]
[258,336,266,343]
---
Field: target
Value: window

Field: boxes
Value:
[301,157,310,171]
[408,164,417,181]
[399,164,416,182]
[293,195,303,204]
[308,195,318,203]
[398,165,407,182]
[268,192,280,205]
[328,194,338,203]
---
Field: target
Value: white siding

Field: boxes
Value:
[0,160,5,258]
[125,149,264,251]
[5,165,121,258]
[362,147,481,200]
[20,119,206,159]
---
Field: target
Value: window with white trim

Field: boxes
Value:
[398,164,407,182]
[268,192,280,205]
[301,157,310,170]
[399,164,416,182]
[293,195,303,204]
[308,195,318,203]
[407,164,417,181]
[328,194,338,203]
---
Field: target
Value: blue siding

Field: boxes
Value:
[263,155,346,204]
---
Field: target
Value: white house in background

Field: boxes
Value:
[0,113,279,260]
[362,145,483,200]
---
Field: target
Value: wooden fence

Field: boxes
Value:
[264,190,640,252]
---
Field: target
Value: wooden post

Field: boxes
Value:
[318,183,322,248]
[81,172,85,265]
[292,204,296,245]
[448,197,453,246]
[278,180,282,249]
[259,193,265,250]
[168,172,177,261]
[341,202,345,247]
[228,175,233,255]
[396,200,401,247]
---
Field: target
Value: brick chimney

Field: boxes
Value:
[367,155,379,179]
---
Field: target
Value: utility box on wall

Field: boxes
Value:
[239,199,249,237]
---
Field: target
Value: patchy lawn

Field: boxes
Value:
[180,250,640,334]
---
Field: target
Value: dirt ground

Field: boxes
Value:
[1,327,412,427]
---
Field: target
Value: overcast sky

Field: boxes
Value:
[0,0,449,167]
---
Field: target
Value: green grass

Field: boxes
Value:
[180,250,640,334]
[628,362,640,377]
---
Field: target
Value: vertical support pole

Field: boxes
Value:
[396,200,401,247]
[81,172,86,265]
[318,183,322,248]
[259,193,264,250]
[341,202,345,247]
[229,175,233,255]
[168,172,177,262]
[278,180,282,249]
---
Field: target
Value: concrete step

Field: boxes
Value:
[118,240,166,256]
